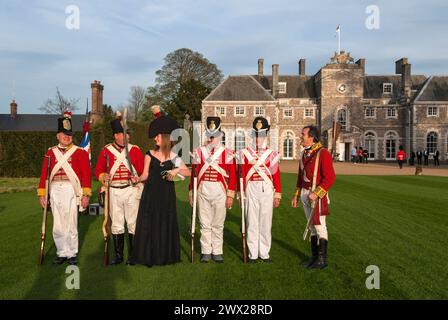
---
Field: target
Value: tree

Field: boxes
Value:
[144,48,223,122]
[40,87,80,114]
[128,86,146,121]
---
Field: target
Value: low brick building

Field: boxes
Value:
[201,51,448,161]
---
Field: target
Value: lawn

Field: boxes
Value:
[0,174,447,300]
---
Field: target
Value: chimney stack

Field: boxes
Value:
[395,57,408,75]
[356,58,366,73]
[10,100,17,118]
[272,64,279,97]
[258,58,264,78]
[91,80,104,123]
[299,59,306,76]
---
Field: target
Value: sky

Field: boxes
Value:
[1,0,448,114]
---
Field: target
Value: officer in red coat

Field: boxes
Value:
[94,113,144,265]
[37,112,91,265]
[239,117,281,263]
[189,117,236,263]
[291,126,335,269]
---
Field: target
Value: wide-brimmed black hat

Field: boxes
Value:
[252,116,270,134]
[205,116,222,138]
[57,112,73,136]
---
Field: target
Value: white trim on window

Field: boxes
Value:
[283,108,293,118]
[364,107,376,119]
[304,108,315,119]
[254,106,265,116]
[383,83,393,94]
[234,106,246,117]
[427,106,439,117]
[386,107,398,119]
[282,130,295,160]
[215,106,226,117]
[278,82,287,94]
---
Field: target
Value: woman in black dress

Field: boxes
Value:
[131,110,190,267]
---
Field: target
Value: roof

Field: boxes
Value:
[414,76,448,102]
[255,75,317,98]
[364,75,427,99]
[204,76,275,101]
[0,114,86,132]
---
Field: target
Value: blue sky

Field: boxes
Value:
[1,0,447,114]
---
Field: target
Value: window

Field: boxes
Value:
[254,106,265,116]
[385,132,397,160]
[304,108,314,118]
[427,106,439,117]
[365,107,375,118]
[283,108,293,118]
[215,106,226,117]
[283,132,294,159]
[364,132,376,159]
[387,107,397,118]
[337,109,347,131]
[427,132,438,153]
[235,131,245,151]
[383,83,393,94]
[278,82,287,94]
[235,106,245,116]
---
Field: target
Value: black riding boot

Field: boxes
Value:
[302,235,318,268]
[110,234,124,265]
[310,239,328,269]
[126,233,134,265]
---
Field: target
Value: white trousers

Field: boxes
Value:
[245,181,273,260]
[110,186,140,235]
[197,181,227,255]
[50,182,78,258]
[300,188,328,240]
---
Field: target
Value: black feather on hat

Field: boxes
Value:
[57,111,73,136]
[148,105,179,138]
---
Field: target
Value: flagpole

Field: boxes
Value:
[338,25,341,54]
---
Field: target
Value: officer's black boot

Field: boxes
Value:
[110,234,124,265]
[310,239,328,269]
[302,235,318,268]
[126,233,134,265]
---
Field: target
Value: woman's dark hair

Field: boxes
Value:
[303,126,320,143]
[399,145,404,151]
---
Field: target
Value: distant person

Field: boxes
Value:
[409,150,416,166]
[423,149,429,166]
[434,149,440,167]
[358,147,363,164]
[416,150,423,165]
[362,149,368,164]
[351,146,357,163]
[397,146,406,169]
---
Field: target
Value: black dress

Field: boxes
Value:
[131,151,181,266]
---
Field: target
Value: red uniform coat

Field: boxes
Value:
[189,146,237,198]
[37,144,91,197]
[296,144,336,225]
[397,150,406,161]
[94,143,144,182]
[239,147,282,199]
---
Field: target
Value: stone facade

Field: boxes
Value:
[201,51,448,161]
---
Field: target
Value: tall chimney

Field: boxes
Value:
[272,64,279,97]
[258,58,264,78]
[356,58,366,73]
[91,80,104,124]
[401,61,412,99]
[395,57,408,74]
[299,59,306,76]
[10,100,17,118]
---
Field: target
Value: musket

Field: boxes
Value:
[121,108,137,185]
[190,153,198,263]
[102,154,111,266]
[38,155,51,265]
[235,122,247,263]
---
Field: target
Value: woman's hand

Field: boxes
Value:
[130,176,140,184]
[166,168,180,181]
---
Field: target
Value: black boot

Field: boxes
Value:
[126,233,134,265]
[110,234,124,265]
[302,235,318,268]
[310,239,328,269]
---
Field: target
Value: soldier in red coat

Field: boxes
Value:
[37,112,91,265]
[94,114,144,265]
[239,117,281,263]
[189,117,236,263]
[291,126,335,269]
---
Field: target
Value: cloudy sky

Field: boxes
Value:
[1,0,447,114]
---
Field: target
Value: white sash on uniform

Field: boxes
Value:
[197,146,229,189]
[242,147,279,190]
[106,144,138,179]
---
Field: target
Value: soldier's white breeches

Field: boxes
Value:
[110,186,140,235]
[198,181,227,255]
[50,182,78,258]
[301,188,328,240]
[245,181,273,260]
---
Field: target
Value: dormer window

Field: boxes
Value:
[278,82,287,94]
[383,83,393,94]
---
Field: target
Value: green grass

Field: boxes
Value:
[0,178,39,193]
[0,174,447,300]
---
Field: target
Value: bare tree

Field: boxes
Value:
[39,87,80,114]
[128,86,146,121]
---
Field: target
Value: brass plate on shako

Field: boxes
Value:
[255,120,263,130]
[63,119,71,131]
[208,120,216,130]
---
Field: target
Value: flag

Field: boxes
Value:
[336,24,340,33]
[80,120,91,161]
